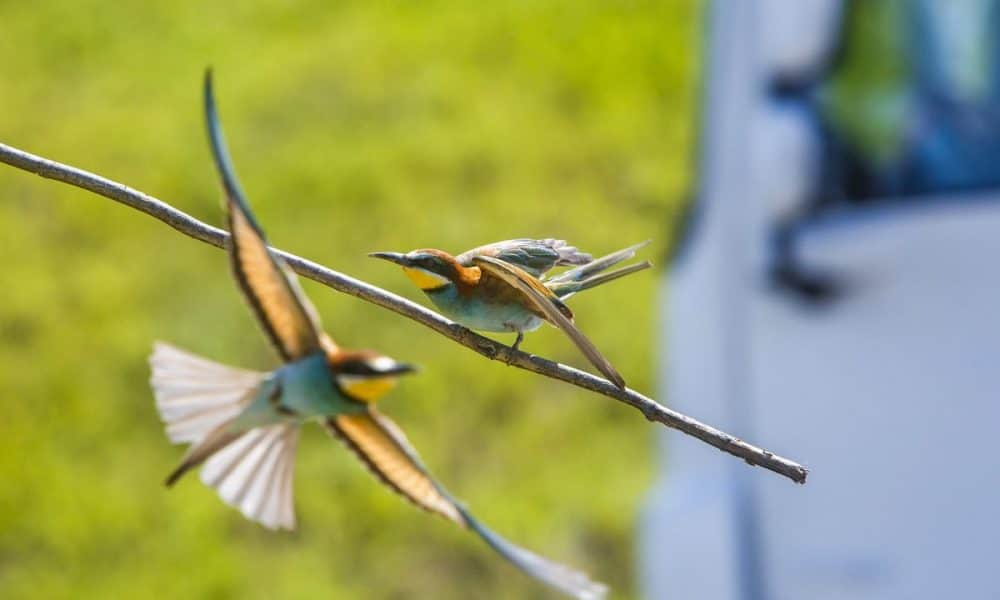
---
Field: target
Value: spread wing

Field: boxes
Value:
[326,409,607,599]
[204,70,327,362]
[326,410,463,523]
[457,239,591,278]
[471,255,626,389]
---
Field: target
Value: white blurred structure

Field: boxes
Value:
[641,1,1000,599]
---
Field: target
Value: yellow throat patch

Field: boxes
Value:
[403,267,450,290]
[337,375,399,403]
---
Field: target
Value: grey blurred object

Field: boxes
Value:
[642,1,1000,599]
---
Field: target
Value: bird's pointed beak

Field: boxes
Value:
[369,251,410,267]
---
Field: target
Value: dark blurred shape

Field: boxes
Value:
[765,1,1000,302]
[814,1,1000,202]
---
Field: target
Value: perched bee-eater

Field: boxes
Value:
[370,239,650,389]
[149,71,606,600]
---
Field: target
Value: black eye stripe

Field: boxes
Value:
[337,361,378,376]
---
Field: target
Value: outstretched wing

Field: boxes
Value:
[326,410,463,523]
[457,239,591,278]
[204,70,327,362]
[326,409,607,599]
[471,255,626,389]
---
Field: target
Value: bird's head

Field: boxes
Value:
[369,249,464,291]
[330,351,417,403]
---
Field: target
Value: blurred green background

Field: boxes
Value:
[0,1,699,598]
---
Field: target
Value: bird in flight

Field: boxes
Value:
[149,70,607,600]
[370,239,650,389]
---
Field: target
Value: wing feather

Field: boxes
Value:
[204,70,326,361]
[327,409,608,599]
[472,256,626,389]
[457,239,591,277]
[326,410,463,523]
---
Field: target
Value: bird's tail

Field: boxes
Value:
[459,507,608,599]
[546,240,652,298]
[150,342,264,446]
[150,342,300,530]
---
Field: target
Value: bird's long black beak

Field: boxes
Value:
[369,251,410,267]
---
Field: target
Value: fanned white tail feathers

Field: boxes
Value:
[150,342,264,443]
[150,342,299,530]
[200,422,300,530]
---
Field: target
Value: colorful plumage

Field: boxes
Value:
[149,70,607,600]
[371,239,650,389]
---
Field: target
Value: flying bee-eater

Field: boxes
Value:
[370,239,651,389]
[149,70,607,600]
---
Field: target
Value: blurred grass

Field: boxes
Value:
[0,1,700,598]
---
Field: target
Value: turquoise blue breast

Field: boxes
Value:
[234,353,363,429]
[426,285,543,333]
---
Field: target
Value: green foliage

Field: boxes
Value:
[0,1,699,597]
[819,0,911,164]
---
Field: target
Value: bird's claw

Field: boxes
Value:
[505,330,524,366]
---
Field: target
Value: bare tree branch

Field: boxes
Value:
[0,141,808,484]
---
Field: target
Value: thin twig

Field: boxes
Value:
[0,141,808,484]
